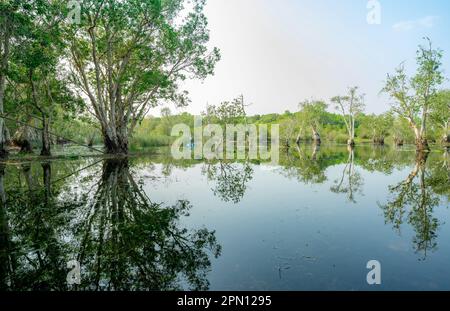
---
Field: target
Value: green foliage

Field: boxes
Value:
[203,95,247,124]
[65,0,220,153]
[297,99,328,134]
[382,38,444,146]
[358,112,394,142]
[429,89,450,140]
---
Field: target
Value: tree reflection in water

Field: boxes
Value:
[279,144,328,184]
[379,152,446,260]
[202,160,253,204]
[0,159,221,290]
[1,146,449,289]
[330,146,364,203]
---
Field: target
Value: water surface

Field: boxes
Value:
[0,145,449,290]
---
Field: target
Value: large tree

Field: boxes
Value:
[331,86,365,147]
[66,0,220,154]
[382,38,444,151]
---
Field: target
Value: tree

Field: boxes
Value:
[203,95,248,124]
[66,0,220,154]
[391,117,414,146]
[382,38,444,151]
[360,112,393,145]
[8,0,81,156]
[279,117,296,149]
[0,0,28,157]
[331,86,365,147]
[429,90,450,144]
[297,99,327,145]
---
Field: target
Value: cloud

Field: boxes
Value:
[392,16,439,32]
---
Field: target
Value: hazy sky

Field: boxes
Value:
[152,0,450,116]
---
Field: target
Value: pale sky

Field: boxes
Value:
[151,0,450,116]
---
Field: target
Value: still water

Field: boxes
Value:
[0,145,449,290]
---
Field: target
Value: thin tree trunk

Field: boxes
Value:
[407,118,429,151]
[0,18,11,158]
[41,116,51,156]
[348,114,356,146]
[295,131,302,145]
[311,126,321,145]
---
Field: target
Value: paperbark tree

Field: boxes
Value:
[331,86,365,147]
[297,100,327,145]
[66,0,220,154]
[382,38,444,151]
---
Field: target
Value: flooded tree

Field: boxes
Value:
[382,38,444,151]
[297,100,328,145]
[359,113,394,145]
[331,86,365,147]
[67,0,220,154]
[11,117,38,153]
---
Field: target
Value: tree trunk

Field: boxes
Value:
[295,131,302,145]
[20,140,33,153]
[415,149,429,167]
[103,129,128,155]
[347,139,355,147]
[408,121,429,151]
[415,137,430,152]
[394,137,404,146]
[40,116,51,156]
[312,127,321,145]
[0,21,10,158]
[284,139,290,150]
[373,137,385,145]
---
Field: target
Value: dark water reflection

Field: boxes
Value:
[0,145,449,290]
[0,159,221,290]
